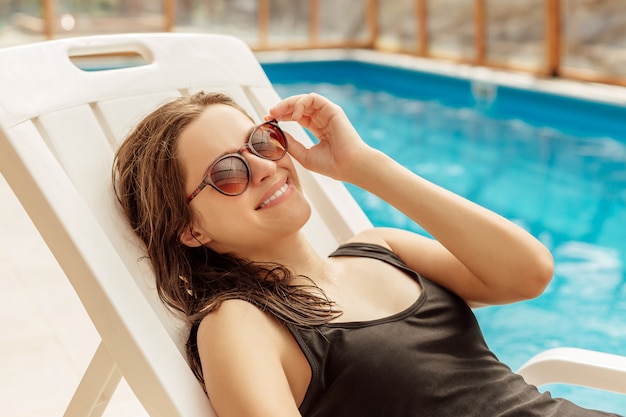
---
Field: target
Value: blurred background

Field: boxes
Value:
[0,0,625,86]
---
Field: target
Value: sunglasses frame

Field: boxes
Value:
[186,120,287,202]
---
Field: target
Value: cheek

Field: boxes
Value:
[191,204,226,237]
[192,198,255,239]
[278,189,312,228]
[282,155,302,184]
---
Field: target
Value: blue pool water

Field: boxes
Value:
[263,60,626,413]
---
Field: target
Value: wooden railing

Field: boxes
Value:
[22,0,626,87]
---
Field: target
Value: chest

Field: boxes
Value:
[293,279,495,416]
[321,257,423,324]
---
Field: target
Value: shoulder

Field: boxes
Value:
[196,299,304,416]
[344,227,465,282]
[345,227,432,251]
[198,299,283,345]
[197,299,299,364]
[345,227,392,247]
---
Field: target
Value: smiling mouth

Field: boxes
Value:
[258,183,289,209]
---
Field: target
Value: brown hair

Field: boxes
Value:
[112,92,339,388]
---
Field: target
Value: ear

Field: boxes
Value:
[179,225,212,247]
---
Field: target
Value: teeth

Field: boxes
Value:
[260,183,288,208]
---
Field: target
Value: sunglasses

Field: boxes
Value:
[186,120,288,202]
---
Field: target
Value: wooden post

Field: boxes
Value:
[42,0,54,39]
[367,0,378,49]
[310,0,320,45]
[475,0,486,64]
[416,0,428,56]
[545,0,561,76]
[163,0,175,32]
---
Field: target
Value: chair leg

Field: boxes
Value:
[64,341,123,417]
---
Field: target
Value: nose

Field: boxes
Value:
[241,148,277,185]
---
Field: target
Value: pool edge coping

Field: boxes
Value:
[256,49,626,108]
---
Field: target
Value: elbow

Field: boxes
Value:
[521,250,555,300]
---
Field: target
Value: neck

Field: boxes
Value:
[245,231,329,281]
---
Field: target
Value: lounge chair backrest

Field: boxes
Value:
[0,33,371,417]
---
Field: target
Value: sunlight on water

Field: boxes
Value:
[273,81,626,414]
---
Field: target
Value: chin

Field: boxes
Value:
[285,195,312,231]
[295,197,313,225]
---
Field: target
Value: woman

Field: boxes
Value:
[113,91,621,417]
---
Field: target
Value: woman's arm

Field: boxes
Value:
[346,150,554,305]
[197,300,304,417]
[269,93,554,305]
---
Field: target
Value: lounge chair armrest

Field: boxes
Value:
[517,347,626,395]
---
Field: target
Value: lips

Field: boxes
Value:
[257,182,289,209]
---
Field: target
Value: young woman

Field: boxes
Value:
[113,91,621,417]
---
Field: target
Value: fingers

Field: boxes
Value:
[284,135,309,167]
[266,93,334,128]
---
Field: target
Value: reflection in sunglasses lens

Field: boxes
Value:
[211,156,249,195]
[251,124,286,159]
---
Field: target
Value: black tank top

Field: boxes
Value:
[285,243,621,417]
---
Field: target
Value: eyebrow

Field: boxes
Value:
[201,123,257,174]
[244,124,256,144]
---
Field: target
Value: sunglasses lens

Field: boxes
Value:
[210,156,249,195]
[250,123,287,160]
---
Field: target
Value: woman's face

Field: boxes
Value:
[177,103,311,260]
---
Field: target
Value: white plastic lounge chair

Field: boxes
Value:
[517,347,626,396]
[0,32,370,417]
[0,33,624,417]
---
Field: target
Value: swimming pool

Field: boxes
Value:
[262,58,626,414]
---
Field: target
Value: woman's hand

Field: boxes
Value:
[267,93,374,182]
